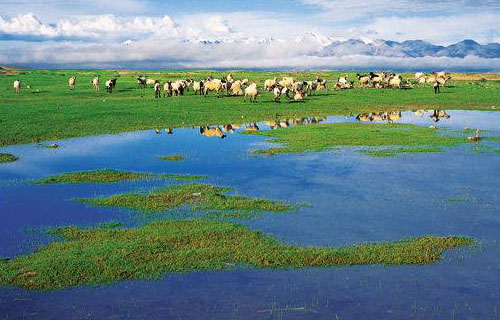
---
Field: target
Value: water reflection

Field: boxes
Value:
[355,110,451,124]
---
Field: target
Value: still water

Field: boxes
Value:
[1,110,499,319]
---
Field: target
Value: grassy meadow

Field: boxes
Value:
[1,68,499,146]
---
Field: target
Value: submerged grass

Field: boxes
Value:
[157,155,185,161]
[160,173,206,181]
[245,123,472,155]
[0,219,474,290]
[0,153,18,163]
[33,169,206,184]
[361,146,442,157]
[76,183,293,213]
[34,169,154,184]
[1,69,499,146]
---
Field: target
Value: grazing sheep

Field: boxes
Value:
[273,85,283,103]
[293,90,305,101]
[229,80,243,96]
[279,77,295,89]
[171,81,184,96]
[105,78,117,92]
[203,79,223,97]
[200,126,226,139]
[154,82,161,98]
[304,81,317,95]
[146,79,157,87]
[369,72,386,87]
[192,80,204,95]
[264,77,277,91]
[92,76,100,90]
[387,74,402,89]
[315,76,328,91]
[241,79,249,86]
[68,76,76,90]
[415,72,426,81]
[13,80,21,94]
[137,76,147,89]
[226,74,234,83]
[244,83,259,103]
[163,81,172,97]
[356,74,370,87]
[418,76,428,85]
[291,81,304,93]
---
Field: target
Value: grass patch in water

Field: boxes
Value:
[0,153,18,163]
[0,219,474,290]
[160,173,206,181]
[245,123,471,155]
[361,146,442,157]
[76,183,293,213]
[38,143,59,149]
[158,154,185,161]
[34,169,154,184]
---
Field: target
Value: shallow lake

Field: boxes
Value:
[1,110,500,319]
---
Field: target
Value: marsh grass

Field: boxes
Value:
[0,219,474,290]
[76,183,293,213]
[157,155,185,161]
[160,173,206,181]
[361,146,442,157]
[0,153,18,163]
[32,169,206,184]
[1,69,499,146]
[245,123,476,155]
[33,169,154,184]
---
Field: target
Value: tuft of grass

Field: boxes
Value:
[361,146,442,157]
[160,173,206,181]
[75,183,293,213]
[157,154,185,161]
[245,123,473,155]
[0,153,18,163]
[38,143,59,149]
[33,169,153,184]
[0,219,474,290]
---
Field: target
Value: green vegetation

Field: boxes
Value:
[160,173,206,181]
[0,153,18,163]
[38,143,59,149]
[157,154,185,161]
[361,146,442,157]
[245,123,469,155]
[33,169,154,184]
[32,169,206,184]
[76,183,293,213]
[0,219,473,290]
[1,69,499,146]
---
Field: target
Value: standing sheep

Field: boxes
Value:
[92,76,100,90]
[164,81,172,97]
[264,77,277,91]
[203,79,223,97]
[13,80,21,94]
[192,80,204,95]
[154,82,161,98]
[68,76,76,90]
[244,83,259,103]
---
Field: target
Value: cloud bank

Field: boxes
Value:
[0,2,499,70]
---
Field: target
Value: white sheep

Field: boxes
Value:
[244,83,259,103]
[203,79,223,97]
[91,77,100,90]
[264,77,277,91]
[13,80,21,94]
[68,76,76,90]
[192,80,204,95]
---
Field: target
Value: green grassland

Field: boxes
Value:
[76,183,294,213]
[1,69,499,146]
[0,218,473,290]
[245,122,477,155]
[33,169,206,184]
[157,154,185,161]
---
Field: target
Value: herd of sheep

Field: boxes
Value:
[11,71,451,100]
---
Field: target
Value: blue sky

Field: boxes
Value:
[0,0,499,68]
